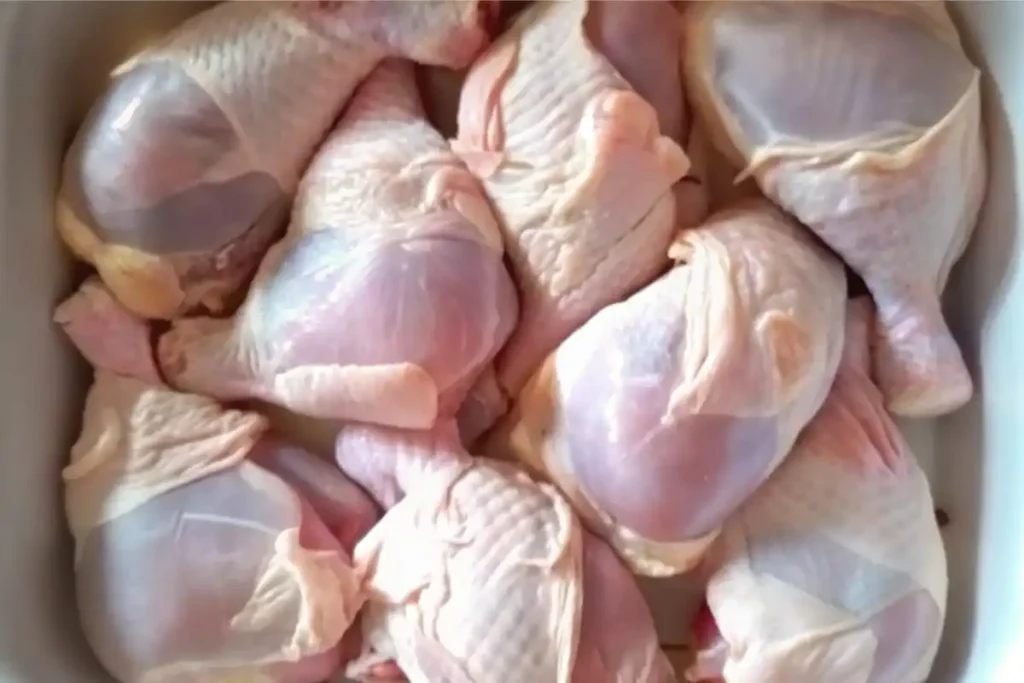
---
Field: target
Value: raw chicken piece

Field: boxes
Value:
[584,0,686,144]
[486,200,846,576]
[67,374,366,683]
[683,0,985,416]
[572,534,680,683]
[58,0,492,320]
[584,0,710,240]
[247,437,381,556]
[455,365,509,446]
[56,283,379,683]
[54,275,163,385]
[687,300,948,683]
[159,60,517,429]
[335,423,676,683]
[453,0,694,441]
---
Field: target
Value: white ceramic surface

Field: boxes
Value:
[0,2,1018,682]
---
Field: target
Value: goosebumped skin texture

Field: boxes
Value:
[688,300,948,683]
[65,373,368,683]
[486,200,846,576]
[247,437,380,556]
[159,60,517,429]
[334,423,672,683]
[458,0,711,448]
[683,0,985,416]
[453,0,692,439]
[58,0,492,319]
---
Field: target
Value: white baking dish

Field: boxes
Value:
[0,2,1019,682]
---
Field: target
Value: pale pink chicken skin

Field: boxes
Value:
[58,0,493,320]
[54,276,163,385]
[584,0,686,145]
[683,0,985,416]
[159,59,517,430]
[453,0,694,442]
[247,437,380,555]
[55,282,380,683]
[486,199,846,577]
[69,376,366,683]
[582,0,710,279]
[334,423,676,683]
[688,300,947,683]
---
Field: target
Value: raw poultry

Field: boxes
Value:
[486,199,846,577]
[159,59,517,429]
[55,281,378,683]
[57,0,493,320]
[683,0,985,416]
[49,1,988,682]
[688,300,947,683]
[453,0,704,442]
[334,422,675,683]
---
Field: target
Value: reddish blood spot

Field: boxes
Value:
[692,601,719,648]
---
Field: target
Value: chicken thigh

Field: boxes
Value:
[58,0,492,319]
[159,59,517,429]
[453,0,694,441]
[56,284,378,683]
[688,300,947,683]
[67,375,366,683]
[334,423,675,683]
[486,200,846,576]
[683,0,985,416]
[584,0,686,147]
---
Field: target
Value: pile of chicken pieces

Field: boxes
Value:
[54,1,984,682]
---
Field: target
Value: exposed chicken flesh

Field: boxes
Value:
[54,276,163,385]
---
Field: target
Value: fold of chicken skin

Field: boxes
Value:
[67,373,366,683]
